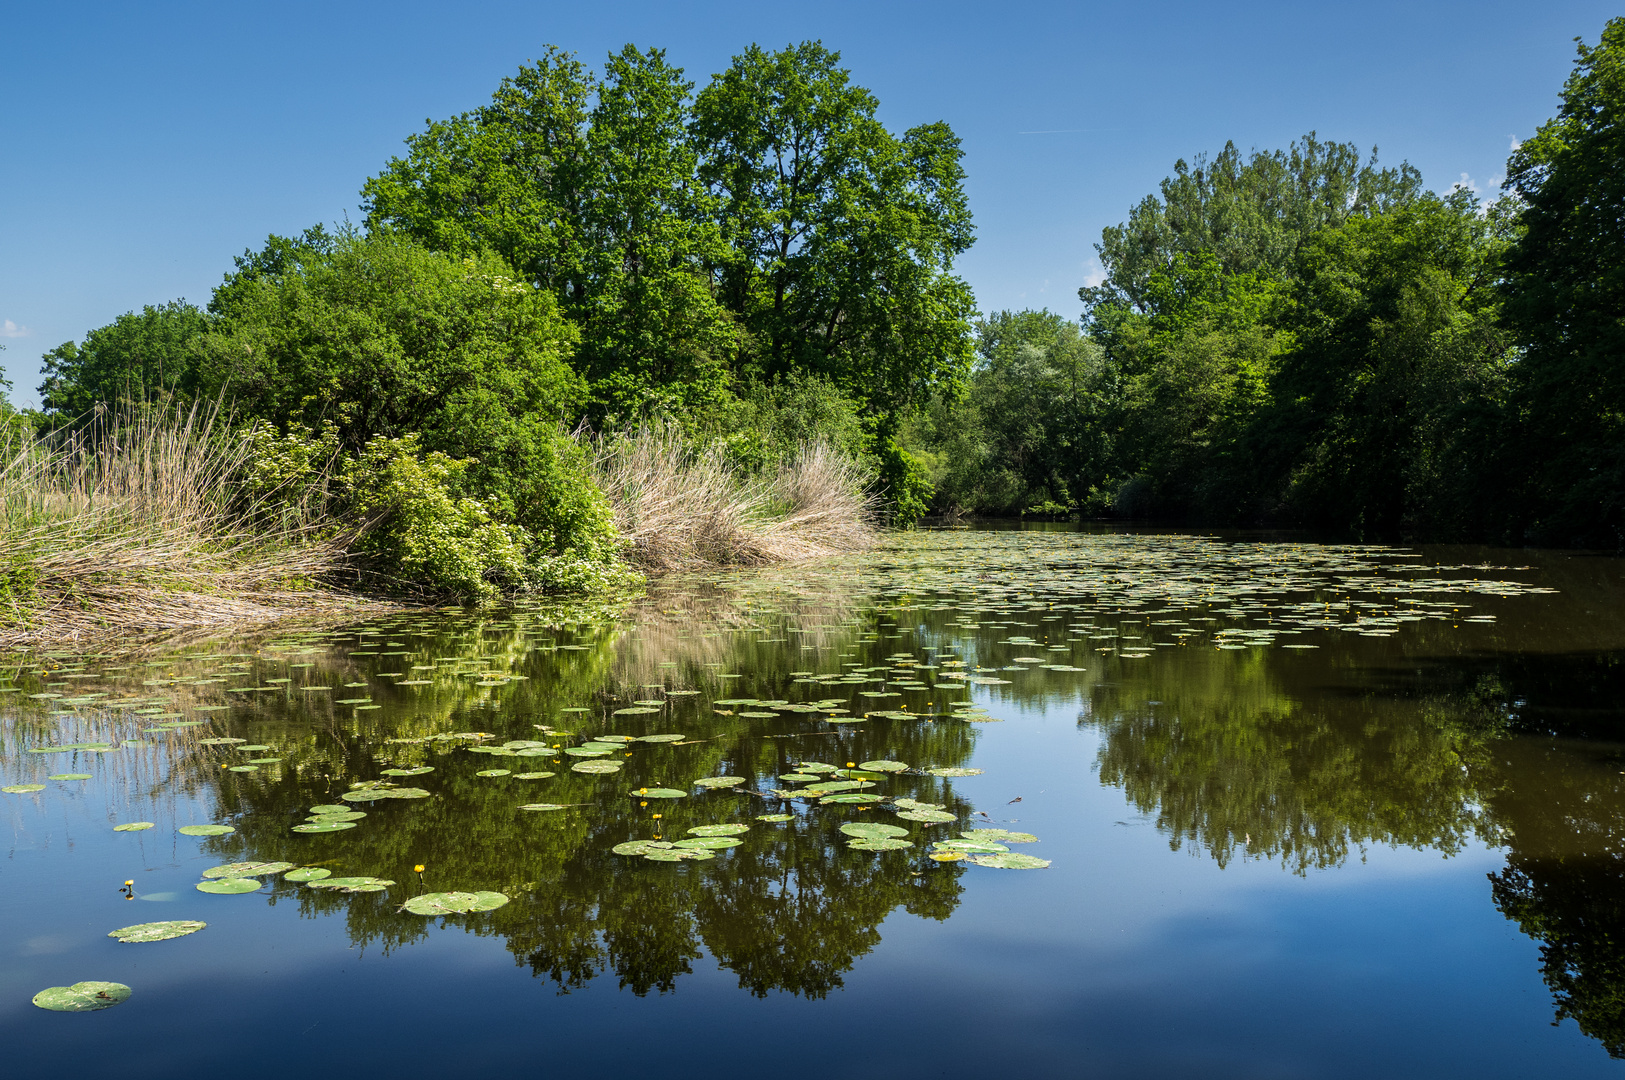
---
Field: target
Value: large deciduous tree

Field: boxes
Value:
[1501,18,1625,547]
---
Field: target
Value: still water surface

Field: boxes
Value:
[3,526,1624,1077]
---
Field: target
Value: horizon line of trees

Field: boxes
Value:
[6,21,1624,556]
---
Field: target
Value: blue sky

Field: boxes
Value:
[1,0,1615,405]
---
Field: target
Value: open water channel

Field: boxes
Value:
[3,525,1624,1078]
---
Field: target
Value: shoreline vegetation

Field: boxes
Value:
[3,22,1624,647]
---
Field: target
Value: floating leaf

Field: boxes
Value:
[571,760,622,774]
[928,851,966,862]
[637,734,686,742]
[612,840,667,856]
[966,853,1050,869]
[401,891,509,915]
[613,706,660,715]
[519,803,576,811]
[631,788,687,799]
[926,767,984,777]
[514,771,555,780]
[196,877,260,894]
[308,804,350,814]
[858,760,909,772]
[32,981,131,1012]
[963,829,1039,844]
[848,838,912,851]
[113,821,155,831]
[306,876,394,893]
[284,868,331,882]
[48,773,92,781]
[645,848,714,862]
[202,861,294,879]
[292,821,356,833]
[476,769,512,777]
[688,824,751,837]
[3,784,46,794]
[756,813,795,822]
[897,809,957,823]
[674,837,741,849]
[381,767,434,776]
[694,776,745,789]
[108,920,205,943]
[178,824,234,836]
[892,798,945,811]
[808,780,872,793]
[933,840,1007,854]
[820,793,879,804]
[841,822,909,840]
[308,811,365,822]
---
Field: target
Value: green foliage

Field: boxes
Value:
[1501,18,1625,547]
[37,300,211,417]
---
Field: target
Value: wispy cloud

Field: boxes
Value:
[0,319,31,339]
[1509,133,1521,151]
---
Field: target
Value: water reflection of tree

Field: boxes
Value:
[182,587,976,999]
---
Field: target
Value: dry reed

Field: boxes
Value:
[591,426,877,572]
[0,405,381,648]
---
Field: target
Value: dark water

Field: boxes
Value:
[3,527,1625,1078]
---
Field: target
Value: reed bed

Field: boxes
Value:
[0,406,376,648]
[592,426,878,573]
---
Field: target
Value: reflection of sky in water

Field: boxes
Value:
[2,529,1624,1077]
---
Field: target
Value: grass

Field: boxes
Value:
[591,425,878,572]
[0,405,381,648]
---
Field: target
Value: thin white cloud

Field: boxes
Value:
[1081,264,1107,289]
[0,319,31,339]
[1509,133,1521,151]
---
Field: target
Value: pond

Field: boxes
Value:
[3,526,1624,1078]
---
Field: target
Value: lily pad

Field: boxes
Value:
[519,803,576,811]
[807,780,872,793]
[848,838,912,851]
[694,776,745,789]
[645,848,714,862]
[933,840,1008,854]
[178,824,234,836]
[284,867,331,882]
[630,788,687,799]
[308,804,350,814]
[820,793,879,804]
[202,861,294,879]
[688,824,751,836]
[841,822,910,840]
[476,769,512,777]
[966,852,1051,869]
[571,760,622,774]
[897,809,957,823]
[48,773,92,781]
[32,981,132,1012]
[308,811,365,822]
[306,876,394,893]
[108,920,205,943]
[638,734,687,743]
[858,760,910,772]
[612,840,668,856]
[292,820,356,833]
[113,821,155,831]
[963,829,1039,844]
[381,767,434,776]
[4,784,46,794]
[401,891,509,915]
[674,837,742,849]
[925,767,984,777]
[196,877,261,894]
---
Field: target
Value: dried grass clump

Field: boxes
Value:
[0,405,370,648]
[592,426,877,572]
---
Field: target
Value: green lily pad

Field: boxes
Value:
[858,760,910,772]
[306,876,394,893]
[926,767,984,777]
[203,861,294,879]
[963,829,1039,844]
[756,813,796,822]
[196,877,261,894]
[674,837,741,849]
[613,840,670,855]
[341,787,431,802]
[637,734,687,742]
[779,773,821,783]
[293,820,356,833]
[631,788,687,799]
[519,803,576,812]
[645,848,714,862]
[613,706,660,715]
[401,891,509,915]
[934,840,1008,854]
[571,760,622,774]
[48,773,92,781]
[284,867,331,881]
[848,838,913,851]
[381,767,434,776]
[688,824,751,836]
[694,776,745,789]
[892,798,945,811]
[113,821,155,831]
[897,809,957,823]
[178,824,234,836]
[841,822,910,840]
[198,737,248,745]
[32,981,132,1012]
[514,771,555,780]
[108,920,206,943]
[308,811,365,822]
[808,780,872,793]
[308,804,350,814]
[820,793,879,804]
[967,852,1051,869]
[476,769,511,777]
[4,784,46,794]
